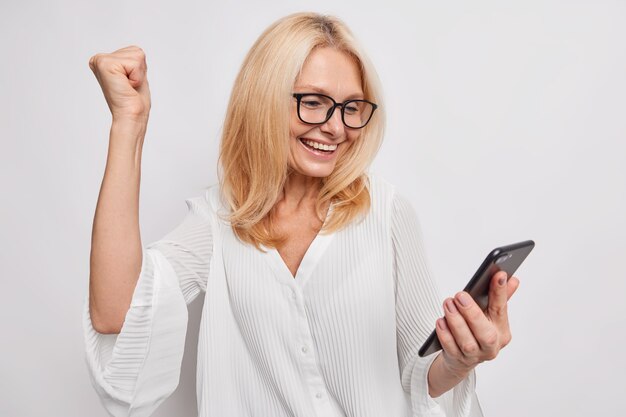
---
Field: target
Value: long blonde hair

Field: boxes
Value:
[219,12,385,249]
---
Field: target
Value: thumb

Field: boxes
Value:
[125,63,146,89]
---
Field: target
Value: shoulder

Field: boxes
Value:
[366,174,419,222]
[366,174,397,210]
[180,184,222,220]
[366,174,413,212]
[193,184,234,228]
[362,174,402,230]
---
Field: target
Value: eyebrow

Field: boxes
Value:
[293,84,364,101]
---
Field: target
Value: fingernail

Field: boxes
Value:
[498,273,507,286]
[456,292,470,307]
[446,299,458,313]
[437,318,448,330]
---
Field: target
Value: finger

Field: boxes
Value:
[136,76,150,97]
[453,292,499,357]
[104,59,147,89]
[90,52,147,79]
[113,56,148,88]
[115,45,144,53]
[443,298,481,359]
[487,271,509,325]
[486,273,514,347]
[435,317,462,357]
[112,49,148,70]
[89,54,105,73]
[506,276,520,300]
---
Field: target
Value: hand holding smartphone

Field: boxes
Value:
[418,240,535,357]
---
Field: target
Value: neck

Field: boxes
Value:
[279,172,322,208]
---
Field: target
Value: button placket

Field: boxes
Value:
[289,296,336,416]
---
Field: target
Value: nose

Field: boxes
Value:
[320,105,344,137]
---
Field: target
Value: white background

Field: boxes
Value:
[1,1,624,416]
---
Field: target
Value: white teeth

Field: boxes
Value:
[302,139,337,151]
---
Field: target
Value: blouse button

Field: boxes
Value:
[301,346,308,354]
[315,392,323,399]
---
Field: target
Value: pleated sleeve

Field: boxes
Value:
[82,195,213,417]
[391,191,483,417]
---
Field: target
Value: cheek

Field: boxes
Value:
[289,107,309,137]
[289,119,306,139]
[290,120,316,142]
[345,130,361,146]
[338,130,361,156]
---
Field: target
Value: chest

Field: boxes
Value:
[218,215,396,340]
[274,215,322,278]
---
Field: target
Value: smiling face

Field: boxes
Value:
[288,47,364,178]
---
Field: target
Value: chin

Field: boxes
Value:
[290,163,337,179]
[288,139,348,179]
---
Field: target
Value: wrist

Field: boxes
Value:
[107,120,147,166]
[428,353,474,398]
[111,114,149,129]
[440,353,474,379]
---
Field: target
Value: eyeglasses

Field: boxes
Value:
[292,93,378,129]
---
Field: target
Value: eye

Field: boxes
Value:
[344,103,360,115]
[301,99,322,109]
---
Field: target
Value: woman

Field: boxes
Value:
[84,12,518,417]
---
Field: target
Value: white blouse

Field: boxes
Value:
[83,176,483,417]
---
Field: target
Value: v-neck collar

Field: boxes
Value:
[261,203,335,287]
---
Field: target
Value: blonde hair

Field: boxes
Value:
[219,12,386,249]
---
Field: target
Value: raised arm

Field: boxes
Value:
[392,190,483,416]
[87,46,151,334]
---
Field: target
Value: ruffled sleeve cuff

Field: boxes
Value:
[82,248,189,417]
[404,353,482,417]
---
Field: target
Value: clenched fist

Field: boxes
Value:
[88,45,151,122]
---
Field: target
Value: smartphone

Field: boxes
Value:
[418,240,535,357]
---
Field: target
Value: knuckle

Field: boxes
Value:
[501,332,512,347]
[123,45,141,52]
[91,53,111,69]
[461,342,479,356]
[128,46,146,59]
[89,53,101,65]
[483,329,499,347]
[489,305,507,318]
[89,54,109,71]
[485,348,499,361]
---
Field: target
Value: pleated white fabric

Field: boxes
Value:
[83,176,484,417]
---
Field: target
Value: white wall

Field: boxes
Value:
[1,1,624,416]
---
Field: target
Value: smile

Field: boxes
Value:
[299,138,338,152]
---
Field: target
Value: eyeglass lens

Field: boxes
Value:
[298,94,374,128]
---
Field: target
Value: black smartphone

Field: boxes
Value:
[418,240,535,357]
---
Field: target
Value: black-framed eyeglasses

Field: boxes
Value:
[292,93,378,129]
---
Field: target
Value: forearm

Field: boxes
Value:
[427,352,473,398]
[89,119,147,334]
